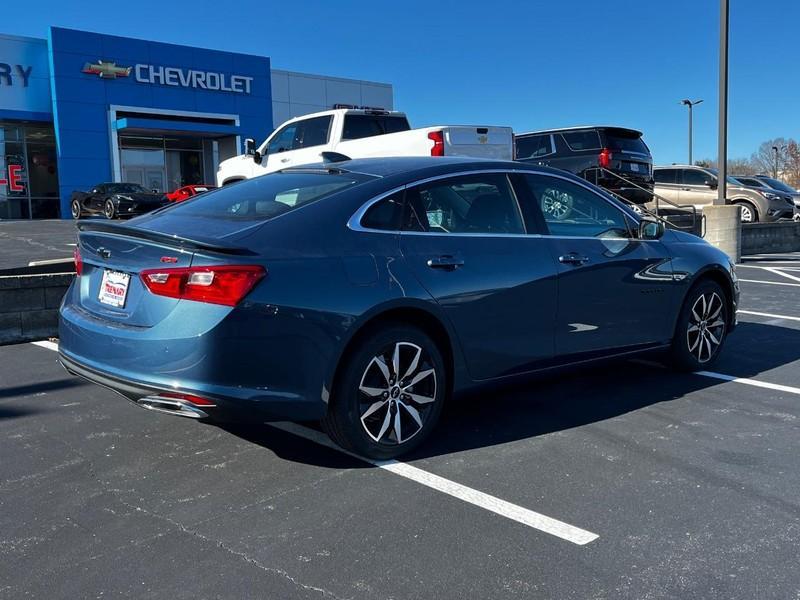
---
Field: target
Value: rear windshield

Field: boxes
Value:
[165,171,371,221]
[601,129,650,154]
[342,115,411,140]
[757,176,797,193]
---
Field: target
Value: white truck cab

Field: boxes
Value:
[217,108,513,185]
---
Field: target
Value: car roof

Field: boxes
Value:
[516,125,644,137]
[286,156,522,178]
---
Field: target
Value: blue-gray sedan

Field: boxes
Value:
[59,157,738,459]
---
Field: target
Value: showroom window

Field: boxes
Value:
[0,124,60,219]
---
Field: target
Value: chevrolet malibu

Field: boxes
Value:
[59,157,738,459]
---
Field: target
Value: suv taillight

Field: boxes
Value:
[428,131,445,156]
[140,265,265,306]
[73,247,83,276]
[599,148,613,169]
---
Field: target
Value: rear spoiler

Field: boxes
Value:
[76,221,257,256]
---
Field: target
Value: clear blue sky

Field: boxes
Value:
[7,0,798,164]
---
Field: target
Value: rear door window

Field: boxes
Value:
[342,115,411,140]
[404,174,525,234]
[360,192,405,230]
[561,130,601,151]
[515,134,554,160]
[654,169,678,184]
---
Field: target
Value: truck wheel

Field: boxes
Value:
[323,324,446,460]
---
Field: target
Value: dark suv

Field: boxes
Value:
[514,126,654,204]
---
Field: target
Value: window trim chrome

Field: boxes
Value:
[346,167,646,239]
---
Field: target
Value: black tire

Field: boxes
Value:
[322,323,447,460]
[70,199,82,220]
[669,280,729,371]
[734,201,758,223]
[104,198,116,220]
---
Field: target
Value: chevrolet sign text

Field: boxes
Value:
[134,64,253,94]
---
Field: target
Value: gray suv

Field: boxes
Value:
[653,165,795,223]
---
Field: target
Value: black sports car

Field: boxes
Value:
[70,183,169,220]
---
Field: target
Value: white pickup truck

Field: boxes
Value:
[216,108,513,185]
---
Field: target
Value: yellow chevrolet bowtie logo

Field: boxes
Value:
[81,60,132,79]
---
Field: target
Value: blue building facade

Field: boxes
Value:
[1,27,273,219]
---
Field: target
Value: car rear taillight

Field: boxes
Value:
[428,131,445,156]
[73,247,83,276]
[598,148,613,169]
[159,392,216,406]
[140,265,265,306]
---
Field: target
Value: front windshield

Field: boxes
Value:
[110,183,149,193]
[758,177,797,193]
[708,169,743,186]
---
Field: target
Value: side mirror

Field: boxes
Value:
[707,180,718,189]
[245,138,262,164]
[639,216,665,240]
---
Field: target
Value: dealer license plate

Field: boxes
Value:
[98,270,130,308]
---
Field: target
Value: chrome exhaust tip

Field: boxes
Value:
[136,396,210,419]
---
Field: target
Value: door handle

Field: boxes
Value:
[681,187,691,191]
[558,253,590,266]
[427,255,465,270]
[280,158,291,163]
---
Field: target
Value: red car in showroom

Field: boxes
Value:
[165,184,217,202]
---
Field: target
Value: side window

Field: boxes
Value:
[360,192,404,231]
[654,169,677,184]
[341,114,411,140]
[404,174,525,235]
[682,169,713,186]
[294,116,332,148]
[523,174,631,238]
[561,130,601,151]
[515,135,554,160]
[267,123,298,154]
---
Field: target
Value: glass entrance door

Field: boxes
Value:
[120,136,205,194]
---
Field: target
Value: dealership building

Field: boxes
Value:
[0,27,393,219]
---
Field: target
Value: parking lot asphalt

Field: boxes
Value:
[3,253,800,599]
[0,220,77,271]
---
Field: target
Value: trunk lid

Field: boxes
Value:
[443,126,514,160]
[76,221,254,327]
[600,128,652,179]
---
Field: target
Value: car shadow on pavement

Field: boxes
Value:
[0,406,42,420]
[0,378,85,400]
[227,321,800,466]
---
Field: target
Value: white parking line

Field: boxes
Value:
[29,341,599,546]
[738,309,800,323]
[738,279,800,288]
[694,371,800,396]
[31,340,59,352]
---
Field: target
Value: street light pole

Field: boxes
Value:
[717,0,729,206]
[772,145,779,178]
[681,99,703,165]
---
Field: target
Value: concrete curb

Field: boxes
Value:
[741,221,800,255]
[0,273,73,345]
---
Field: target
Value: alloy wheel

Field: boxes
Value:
[541,188,573,220]
[71,201,80,219]
[358,342,437,445]
[686,292,726,364]
[104,200,115,219]
[739,204,754,223]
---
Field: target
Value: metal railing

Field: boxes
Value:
[592,167,705,237]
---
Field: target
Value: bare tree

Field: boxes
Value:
[727,157,757,175]
[751,138,793,177]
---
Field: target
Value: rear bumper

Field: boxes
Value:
[59,348,325,423]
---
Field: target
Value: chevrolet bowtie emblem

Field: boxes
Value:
[82,60,131,79]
